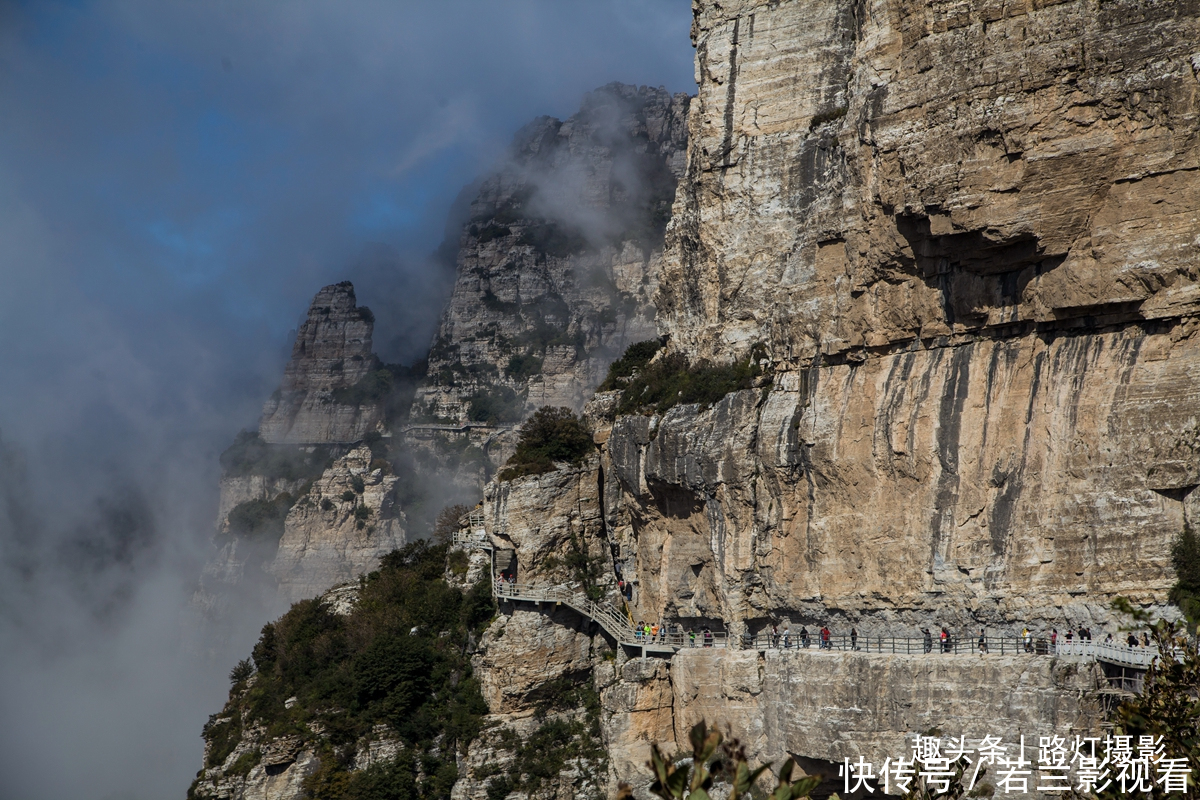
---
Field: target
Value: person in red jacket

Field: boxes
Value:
[820,626,831,649]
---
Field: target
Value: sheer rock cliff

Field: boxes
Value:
[413,84,689,425]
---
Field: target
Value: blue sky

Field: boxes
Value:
[0,3,694,798]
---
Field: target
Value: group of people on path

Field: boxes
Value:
[634,621,714,647]
[751,624,839,649]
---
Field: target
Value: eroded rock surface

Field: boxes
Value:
[415,84,689,424]
[260,282,384,444]
[270,445,405,603]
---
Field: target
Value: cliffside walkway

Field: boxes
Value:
[398,423,513,438]
[451,531,1165,671]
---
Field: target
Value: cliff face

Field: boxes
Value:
[260,282,384,444]
[604,0,1200,633]
[414,84,690,425]
[661,0,1200,360]
[462,0,1199,795]
[269,445,406,604]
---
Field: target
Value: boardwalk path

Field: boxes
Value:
[452,530,1163,671]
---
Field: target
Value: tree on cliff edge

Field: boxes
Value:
[1170,524,1200,630]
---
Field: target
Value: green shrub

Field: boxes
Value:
[320,498,334,512]
[191,541,495,800]
[598,339,662,391]
[341,490,356,503]
[350,475,365,494]
[499,407,594,481]
[219,431,332,481]
[227,493,294,540]
[506,352,543,381]
[637,720,821,800]
[615,348,767,416]
[467,387,524,425]
[1170,524,1200,628]
[354,505,373,521]
[225,749,261,779]
[203,714,242,769]
[229,658,254,685]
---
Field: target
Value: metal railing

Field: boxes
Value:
[739,633,1163,668]
[452,530,492,549]
[493,581,733,649]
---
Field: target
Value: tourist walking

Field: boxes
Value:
[978,629,987,653]
[783,626,791,649]
[820,626,831,650]
[922,628,932,653]
[850,627,859,651]
[800,626,810,648]
[703,627,713,647]
[940,627,949,653]
[688,628,696,647]
[1022,627,1032,653]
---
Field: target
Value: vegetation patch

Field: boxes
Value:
[614,346,768,416]
[499,407,594,481]
[809,104,848,129]
[505,352,543,381]
[467,386,524,425]
[227,492,294,541]
[220,431,332,482]
[1170,524,1200,627]
[191,541,494,800]
[598,339,662,391]
[485,677,606,800]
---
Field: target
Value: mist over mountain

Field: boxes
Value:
[0,3,692,798]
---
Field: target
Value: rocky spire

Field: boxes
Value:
[259,282,384,444]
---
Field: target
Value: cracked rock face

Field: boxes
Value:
[270,445,406,604]
[598,0,1200,637]
[415,83,690,424]
[661,0,1200,362]
[259,282,384,444]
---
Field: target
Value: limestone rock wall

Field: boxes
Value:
[660,0,1200,362]
[586,0,1200,637]
[669,648,1103,785]
[269,445,405,604]
[598,321,1196,635]
[260,282,384,444]
[415,84,690,424]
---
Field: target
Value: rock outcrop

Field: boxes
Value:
[414,84,690,425]
[269,445,406,604]
[260,282,384,444]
